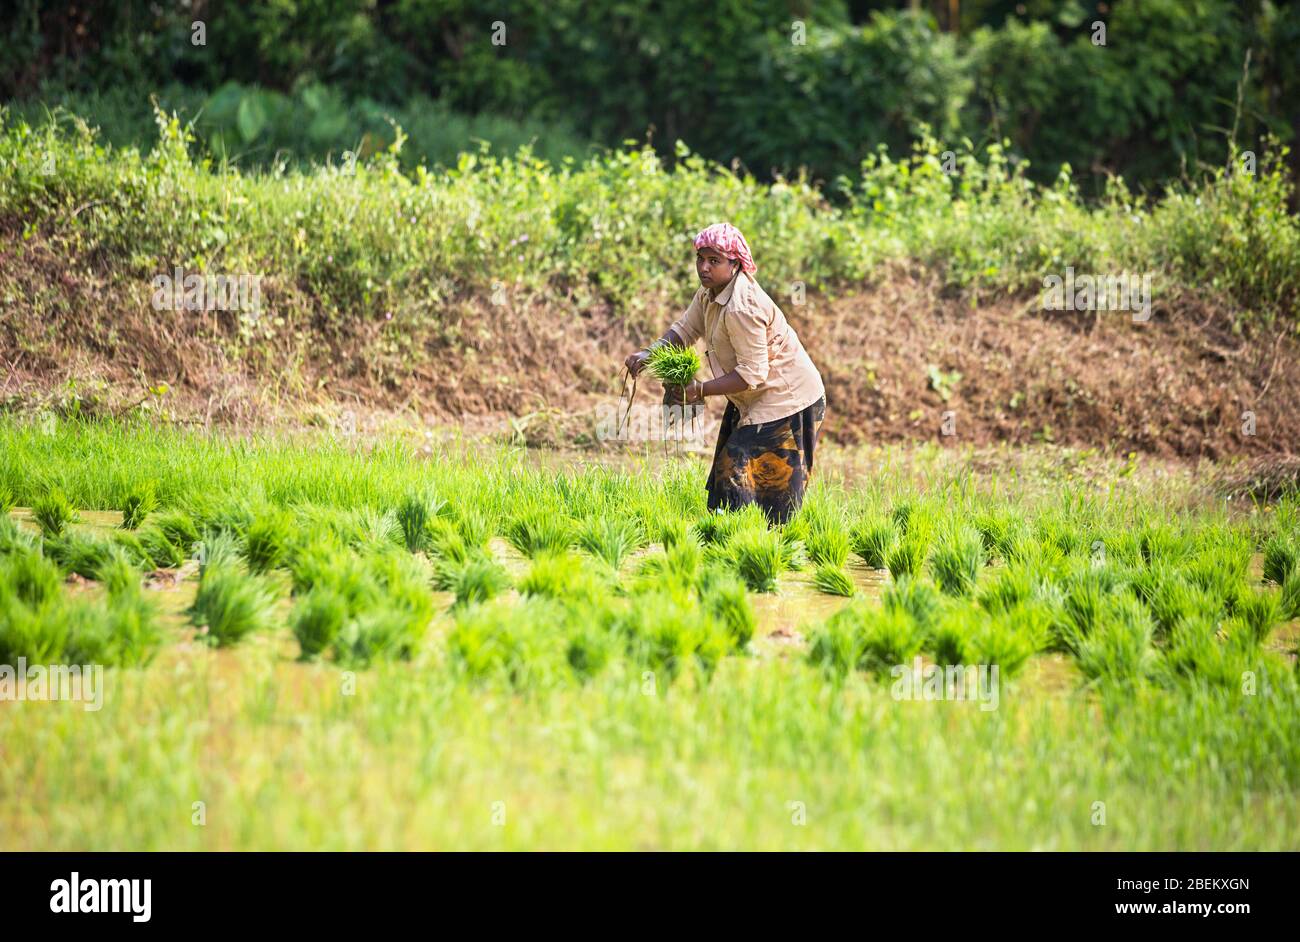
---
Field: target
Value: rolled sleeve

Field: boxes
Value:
[668,291,705,347]
[725,303,771,389]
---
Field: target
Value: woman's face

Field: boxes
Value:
[696,246,738,291]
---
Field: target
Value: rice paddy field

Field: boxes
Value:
[2,417,1299,851]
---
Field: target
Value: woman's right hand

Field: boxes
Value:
[625,349,649,376]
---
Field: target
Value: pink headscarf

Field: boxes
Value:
[693,222,757,275]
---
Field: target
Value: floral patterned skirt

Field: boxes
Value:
[705,396,827,525]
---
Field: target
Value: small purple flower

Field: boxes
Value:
[327,255,333,264]
[385,311,393,320]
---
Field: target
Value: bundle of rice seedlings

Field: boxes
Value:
[1066,593,1155,686]
[0,546,62,607]
[1262,536,1298,586]
[963,619,1036,679]
[444,555,511,608]
[633,539,702,592]
[449,596,569,688]
[620,590,723,682]
[243,509,295,574]
[1183,549,1249,613]
[890,502,916,535]
[425,517,472,564]
[699,571,756,649]
[291,584,349,659]
[1136,570,1218,637]
[99,586,163,668]
[727,527,786,593]
[97,546,141,597]
[805,519,850,568]
[0,482,15,516]
[857,605,925,676]
[645,345,702,387]
[692,504,768,547]
[882,575,942,636]
[106,530,153,569]
[505,508,575,558]
[151,509,201,557]
[931,607,977,666]
[197,530,243,578]
[395,491,448,552]
[807,604,865,680]
[577,515,645,571]
[1234,589,1282,646]
[44,531,116,580]
[519,550,598,600]
[658,517,694,549]
[1137,524,1190,566]
[450,505,494,549]
[565,624,620,681]
[973,510,1023,561]
[1156,615,1253,688]
[334,604,426,666]
[977,564,1035,614]
[188,562,277,647]
[1060,561,1127,641]
[885,533,927,580]
[119,484,157,530]
[137,524,187,569]
[1282,571,1300,620]
[32,488,78,538]
[812,564,855,598]
[849,516,896,569]
[929,525,984,596]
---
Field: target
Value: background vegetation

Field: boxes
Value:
[5,1,1297,196]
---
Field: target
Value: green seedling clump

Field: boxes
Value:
[812,563,855,598]
[243,509,296,574]
[32,488,79,538]
[726,527,786,593]
[929,526,984,596]
[120,485,158,530]
[645,345,702,387]
[189,561,277,647]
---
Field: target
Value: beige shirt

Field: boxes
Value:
[669,270,825,426]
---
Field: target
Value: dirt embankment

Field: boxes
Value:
[2,232,1297,462]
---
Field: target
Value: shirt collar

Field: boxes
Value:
[709,271,743,307]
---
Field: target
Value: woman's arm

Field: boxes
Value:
[666,368,747,405]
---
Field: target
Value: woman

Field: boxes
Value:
[624,222,827,525]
